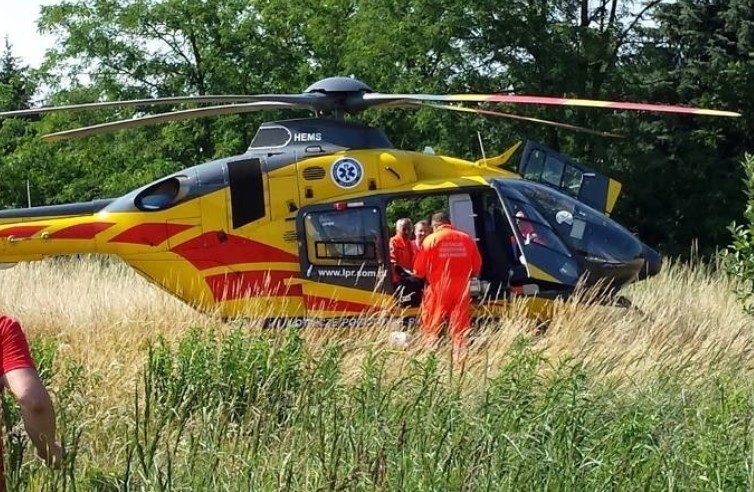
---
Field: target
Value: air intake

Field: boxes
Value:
[302,166,326,180]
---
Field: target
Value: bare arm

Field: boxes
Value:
[3,368,61,468]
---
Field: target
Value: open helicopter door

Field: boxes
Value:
[294,199,392,324]
[517,141,622,215]
[493,181,581,291]
[448,193,477,239]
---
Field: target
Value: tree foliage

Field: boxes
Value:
[721,153,754,314]
[606,0,754,257]
[0,38,38,206]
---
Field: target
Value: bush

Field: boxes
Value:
[721,153,754,314]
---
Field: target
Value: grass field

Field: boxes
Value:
[0,255,752,491]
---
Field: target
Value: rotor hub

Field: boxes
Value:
[304,77,374,95]
[302,77,376,117]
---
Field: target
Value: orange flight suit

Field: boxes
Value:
[413,224,482,347]
[411,238,423,256]
[389,234,415,284]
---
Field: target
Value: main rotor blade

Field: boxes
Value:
[41,102,301,142]
[0,94,317,118]
[363,93,742,117]
[416,102,623,138]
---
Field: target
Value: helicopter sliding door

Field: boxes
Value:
[448,193,477,238]
[517,141,622,215]
[295,199,392,324]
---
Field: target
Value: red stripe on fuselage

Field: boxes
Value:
[0,225,48,238]
[205,270,302,302]
[171,232,298,270]
[109,223,194,246]
[49,222,115,240]
[303,295,379,314]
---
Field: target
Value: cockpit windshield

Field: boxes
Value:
[494,179,643,264]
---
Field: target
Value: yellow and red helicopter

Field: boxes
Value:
[0,77,740,328]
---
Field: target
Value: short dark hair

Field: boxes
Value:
[415,219,429,228]
[431,211,450,225]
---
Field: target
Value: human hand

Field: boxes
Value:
[37,442,63,469]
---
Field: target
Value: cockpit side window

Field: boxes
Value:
[522,149,546,181]
[519,144,597,204]
[562,165,583,196]
[542,155,565,187]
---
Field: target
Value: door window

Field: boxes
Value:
[304,207,383,265]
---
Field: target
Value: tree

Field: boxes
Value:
[7,0,314,205]
[0,37,35,112]
[605,0,752,258]
[0,38,37,206]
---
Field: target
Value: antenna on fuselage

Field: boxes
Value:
[477,131,487,162]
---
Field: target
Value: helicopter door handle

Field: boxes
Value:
[7,236,29,243]
[6,234,44,243]
[385,166,401,180]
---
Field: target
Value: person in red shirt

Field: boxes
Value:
[0,315,61,490]
[514,210,547,246]
[413,212,482,354]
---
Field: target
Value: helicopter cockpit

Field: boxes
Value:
[492,178,653,291]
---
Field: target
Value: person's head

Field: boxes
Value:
[414,220,430,244]
[395,218,413,238]
[430,211,451,231]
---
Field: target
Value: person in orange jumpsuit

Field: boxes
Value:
[412,220,430,255]
[390,218,424,308]
[389,218,415,284]
[413,212,482,351]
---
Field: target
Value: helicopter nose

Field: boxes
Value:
[638,244,662,280]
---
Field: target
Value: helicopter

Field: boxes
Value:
[0,76,741,328]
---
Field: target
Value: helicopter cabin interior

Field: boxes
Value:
[295,186,530,305]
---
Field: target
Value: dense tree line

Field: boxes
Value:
[0,0,752,258]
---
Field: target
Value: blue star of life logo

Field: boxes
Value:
[331,158,363,188]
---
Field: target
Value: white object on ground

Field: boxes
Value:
[389,331,410,348]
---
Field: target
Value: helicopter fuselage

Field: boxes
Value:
[0,118,660,326]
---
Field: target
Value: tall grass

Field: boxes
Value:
[0,255,752,490]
